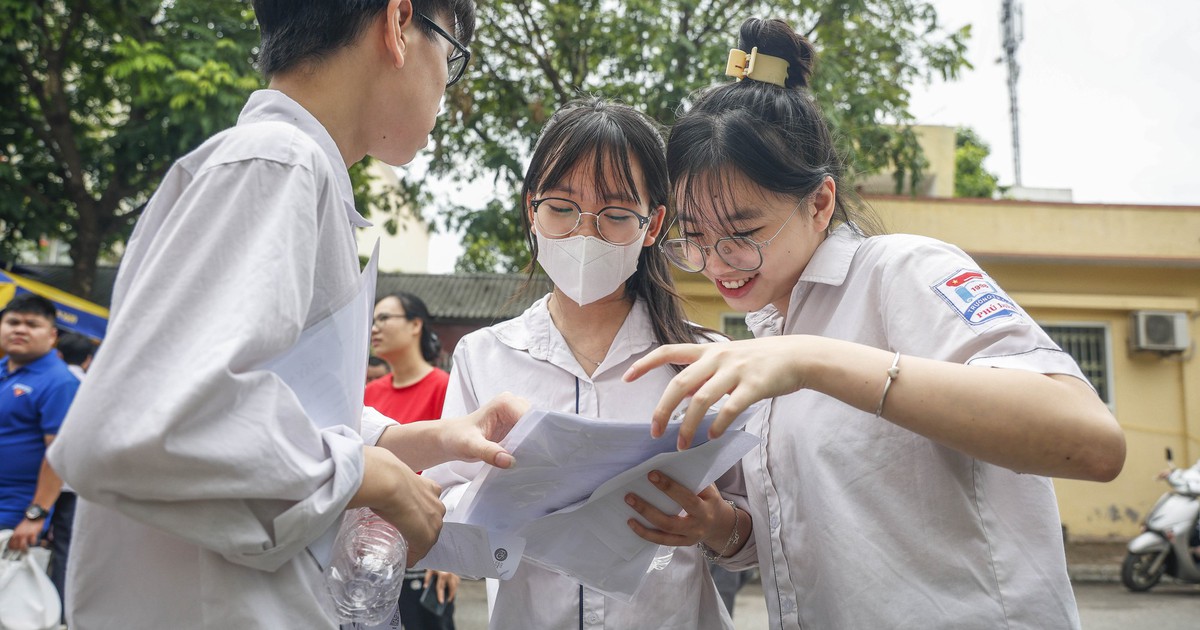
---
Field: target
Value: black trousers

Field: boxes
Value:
[49,491,77,622]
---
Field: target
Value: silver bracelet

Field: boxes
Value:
[875,351,902,417]
[699,500,740,561]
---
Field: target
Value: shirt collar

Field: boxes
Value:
[237,89,371,229]
[2,350,60,378]
[795,223,862,287]
[494,294,659,378]
[745,224,863,336]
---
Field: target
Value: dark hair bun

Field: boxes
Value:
[738,17,816,89]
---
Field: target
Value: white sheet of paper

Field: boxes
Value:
[260,242,378,568]
[448,401,765,600]
[412,522,525,580]
[450,401,761,531]
[521,430,759,600]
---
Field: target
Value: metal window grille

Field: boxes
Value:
[721,314,754,340]
[1041,324,1111,404]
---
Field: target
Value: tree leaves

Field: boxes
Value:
[0,0,972,289]
[422,0,971,272]
[955,127,1000,199]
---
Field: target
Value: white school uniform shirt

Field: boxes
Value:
[720,225,1085,629]
[425,295,735,630]
[46,90,376,629]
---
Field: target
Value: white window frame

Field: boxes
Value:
[720,312,754,340]
[1038,321,1116,410]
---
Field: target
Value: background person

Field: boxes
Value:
[0,294,80,617]
[366,291,459,630]
[0,294,77,550]
[426,97,741,629]
[624,17,1125,629]
[56,331,95,380]
[366,355,392,384]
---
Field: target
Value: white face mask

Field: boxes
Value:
[535,231,643,306]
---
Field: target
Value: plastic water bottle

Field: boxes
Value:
[325,507,407,625]
[647,545,674,571]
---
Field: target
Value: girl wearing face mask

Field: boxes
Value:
[623,17,1126,630]
[424,98,740,629]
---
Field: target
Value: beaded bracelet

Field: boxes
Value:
[875,351,901,417]
[699,500,740,561]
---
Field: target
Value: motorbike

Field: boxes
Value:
[1121,448,1200,591]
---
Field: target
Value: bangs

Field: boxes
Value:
[668,105,824,236]
[535,117,645,206]
[672,167,789,236]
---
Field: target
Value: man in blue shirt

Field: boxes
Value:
[0,293,79,556]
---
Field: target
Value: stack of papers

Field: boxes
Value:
[428,401,764,600]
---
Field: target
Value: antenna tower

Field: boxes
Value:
[1000,0,1023,186]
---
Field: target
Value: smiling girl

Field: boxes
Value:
[625,17,1125,630]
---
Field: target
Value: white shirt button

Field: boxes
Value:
[769,513,781,530]
[586,612,600,624]
[780,597,796,613]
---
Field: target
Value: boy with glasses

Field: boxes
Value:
[48,2,523,628]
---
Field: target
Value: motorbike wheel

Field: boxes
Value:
[1120,551,1165,592]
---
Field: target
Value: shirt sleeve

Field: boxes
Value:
[47,156,364,573]
[37,373,80,435]
[877,236,1087,382]
[422,336,485,509]
[360,406,393,447]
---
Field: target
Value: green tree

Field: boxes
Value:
[954,127,1000,198]
[0,0,399,296]
[429,0,971,272]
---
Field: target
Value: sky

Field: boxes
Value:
[910,0,1200,205]
[427,0,1200,273]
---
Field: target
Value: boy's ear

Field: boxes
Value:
[384,0,414,69]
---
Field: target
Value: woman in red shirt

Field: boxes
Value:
[366,292,449,425]
[364,291,456,630]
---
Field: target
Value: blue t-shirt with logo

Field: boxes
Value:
[0,351,79,528]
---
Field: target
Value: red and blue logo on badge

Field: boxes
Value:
[931,269,1019,326]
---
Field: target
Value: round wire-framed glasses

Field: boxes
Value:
[659,202,802,273]
[531,197,653,246]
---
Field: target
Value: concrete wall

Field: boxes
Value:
[356,161,431,273]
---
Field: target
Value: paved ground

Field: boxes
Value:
[443,541,1200,629]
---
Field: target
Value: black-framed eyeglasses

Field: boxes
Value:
[530,197,654,246]
[372,312,413,327]
[659,202,803,273]
[416,12,471,87]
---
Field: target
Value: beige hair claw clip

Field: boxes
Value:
[724,47,790,87]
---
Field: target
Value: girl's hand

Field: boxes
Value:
[624,338,812,449]
[624,473,739,552]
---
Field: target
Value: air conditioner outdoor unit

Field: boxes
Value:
[1130,311,1191,353]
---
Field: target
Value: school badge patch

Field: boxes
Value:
[12,383,32,397]
[931,269,1020,327]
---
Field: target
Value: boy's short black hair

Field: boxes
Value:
[1,293,58,323]
[58,331,97,366]
[253,0,477,77]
